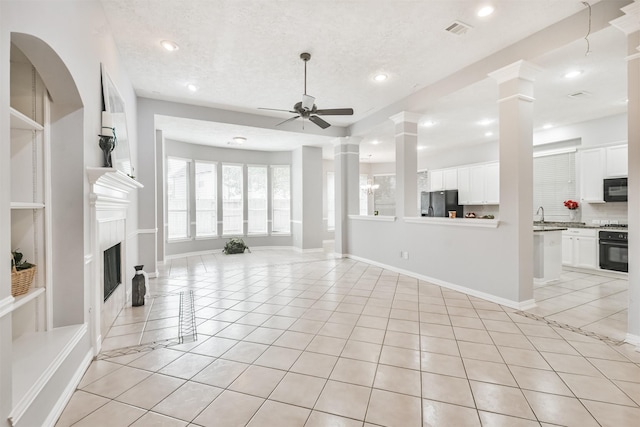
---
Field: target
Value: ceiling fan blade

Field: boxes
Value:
[309,115,331,129]
[315,108,354,116]
[276,115,300,126]
[259,107,297,113]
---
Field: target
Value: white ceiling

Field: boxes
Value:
[101,0,628,162]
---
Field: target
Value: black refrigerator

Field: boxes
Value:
[421,190,463,218]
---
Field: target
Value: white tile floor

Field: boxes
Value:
[531,269,629,342]
[57,249,640,426]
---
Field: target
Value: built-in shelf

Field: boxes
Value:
[10,324,86,425]
[11,287,46,312]
[10,107,43,131]
[10,202,45,210]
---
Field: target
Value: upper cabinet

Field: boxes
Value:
[605,145,627,178]
[580,144,627,203]
[429,168,457,191]
[457,162,499,205]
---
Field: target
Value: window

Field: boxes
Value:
[374,174,396,216]
[222,164,243,235]
[195,162,217,237]
[534,152,576,220]
[248,165,268,234]
[272,165,291,233]
[359,174,368,215]
[167,157,190,240]
[327,172,335,230]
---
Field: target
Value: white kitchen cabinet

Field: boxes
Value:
[458,162,499,205]
[429,168,457,191]
[484,162,500,204]
[562,228,598,269]
[580,148,605,203]
[605,144,627,178]
[457,167,471,204]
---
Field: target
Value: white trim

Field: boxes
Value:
[84,254,93,265]
[488,60,542,84]
[12,288,46,312]
[334,151,360,156]
[627,52,640,62]
[0,295,16,318]
[389,111,422,124]
[346,254,535,310]
[533,147,577,158]
[395,132,419,137]
[349,215,396,222]
[403,217,500,228]
[42,349,93,427]
[625,333,640,349]
[497,93,535,104]
[9,324,88,426]
[138,228,158,234]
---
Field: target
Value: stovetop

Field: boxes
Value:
[600,223,628,228]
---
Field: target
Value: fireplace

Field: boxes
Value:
[103,243,122,301]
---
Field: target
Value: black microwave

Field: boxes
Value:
[604,178,627,202]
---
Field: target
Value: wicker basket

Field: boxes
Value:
[11,265,36,297]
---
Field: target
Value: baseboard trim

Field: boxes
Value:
[42,348,93,427]
[345,254,535,310]
[625,333,640,350]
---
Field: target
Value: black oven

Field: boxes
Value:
[603,178,627,202]
[599,230,628,272]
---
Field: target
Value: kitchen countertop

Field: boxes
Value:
[534,221,628,231]
[533,226,567,232]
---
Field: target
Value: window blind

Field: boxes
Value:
[195,162,217,237]
[248,166,268,234]
[167,157,189,239]
[533,152,577,220]
[222,164,243,235]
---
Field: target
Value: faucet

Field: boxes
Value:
[536,206,545,223]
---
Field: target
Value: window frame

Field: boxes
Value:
[166,156,191,242]
[247,164,269,236]
[194,160,218,239]
[221,162,245,237]
[271,164,291,235]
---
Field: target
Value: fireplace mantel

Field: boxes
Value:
[87,166,142,354]
[87,167,143,195]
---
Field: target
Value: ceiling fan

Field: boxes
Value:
[259,52,354,129]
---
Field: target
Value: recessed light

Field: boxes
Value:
[485,131,493,137]
[232,136,246,144]
[422,120,437,127]
[417,145,427,151]
[563,70,583,79]
[374,74,388,82]
[477,119,494,126]
[160,40,179,52]
[477,5,495,17]
[370,140,381,145]
[187,83,198,92]
[543,123,553,129]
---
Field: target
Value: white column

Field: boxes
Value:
[611,0,640,347]
[292,146,324,251]
[489,60,541,303]
[390,112,421,218]
[334,137,361,256]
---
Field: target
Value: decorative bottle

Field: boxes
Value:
[132,265,146,306]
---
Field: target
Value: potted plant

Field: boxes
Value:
[563,199,579,221]
[11,249,36,296]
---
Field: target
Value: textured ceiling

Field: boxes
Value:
[101,0,628,162]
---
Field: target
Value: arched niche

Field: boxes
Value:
[11,32,86,327]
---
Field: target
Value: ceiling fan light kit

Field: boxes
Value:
[259,52,354,129]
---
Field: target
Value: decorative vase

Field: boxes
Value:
[98,135,115,168]
[569,209,578,222]
[132,265,146,307]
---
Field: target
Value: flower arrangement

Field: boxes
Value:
[563,200,579,210]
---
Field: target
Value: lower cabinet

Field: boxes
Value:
[562,228,598,269]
